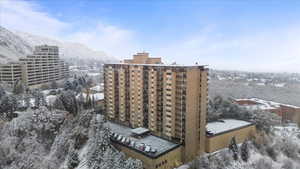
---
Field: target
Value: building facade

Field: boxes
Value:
[0,45,69,88]
[0,62,22,86]
[206,119,256,153]
[104,52,209,163]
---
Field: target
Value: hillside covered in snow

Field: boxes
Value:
[0,108,143,169]
[0,26,115,64]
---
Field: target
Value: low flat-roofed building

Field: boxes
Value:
[205,119,256,153]
[107,122,182,169]
[235,98,300,126]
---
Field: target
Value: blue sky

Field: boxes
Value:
[2,0,300,72]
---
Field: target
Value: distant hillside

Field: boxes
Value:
[209,70,300,106]
[0,26,33,63]
[0,26,116,63]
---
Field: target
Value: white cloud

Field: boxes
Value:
[0,0,139,59]
[0,0,68,38]
[157,26,300,73]
[66,22,140,58]
[1,0,300,72]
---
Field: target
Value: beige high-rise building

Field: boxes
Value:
[104,52,208,162]
[0,45,69,88]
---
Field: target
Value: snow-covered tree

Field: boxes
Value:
[0,85,6,99]
[240,140,250,162]
[207,96,281,133]
[57,90,78,115]
[228,137,239,160]
[87,115,142,169]
[0,94,17,120]
[53,95,65,110]
[64,80,73,91]
[75,84,83,94]
[67,150,80,169]
[13,80,25,95]
[33,89,46,108]
[50,81,58,89]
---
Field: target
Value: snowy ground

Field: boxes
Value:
[185,124,300,169]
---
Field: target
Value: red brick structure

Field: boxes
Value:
[235,98,300,126]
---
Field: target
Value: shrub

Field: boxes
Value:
[265,146,277,161]
[254,159,273,169]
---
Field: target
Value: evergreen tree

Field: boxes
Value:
[33,90,46,108]
[50,81,58,89]
[75,84,83,94]
[24,94,31,109]
[77,93,85,110]
[64,80,73,91]
[0,85,6,99]
[13,80,24,95]
[86,78,93,88]
[78,76,86,87]
[228,137,239,160]
[92,95,95,108]
[67,151,80,169]
[241,140,250,162]
[58,91,78,115]
[0,95,17,120]
[53,96,65,110]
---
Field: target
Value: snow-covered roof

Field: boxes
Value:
[87,73,100,76]
[131,127,149,135]
[77,93,104,101]
[46,95,57,105]
[235,98,300,109]
[93,93,104,101]
[206,119,253,135]
[18,98,35,107]
[107,122,180,158]
[90,85,103,92]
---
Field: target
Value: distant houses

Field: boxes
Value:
[235,98,300,126]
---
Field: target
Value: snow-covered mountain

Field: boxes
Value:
[0,26,33,63]
[0,26,115,63]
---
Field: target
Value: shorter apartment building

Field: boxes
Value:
[205,119,256,153]
[0,62,22,86]
[0,45,69,88]
[107,122,182,169]
[235,98,300,126]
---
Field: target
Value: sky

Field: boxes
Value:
[1,0,300,73]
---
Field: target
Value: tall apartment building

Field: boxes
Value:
[104,52,208,162]
[0,45,69,88]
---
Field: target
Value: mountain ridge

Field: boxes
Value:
[0,26,116,63]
